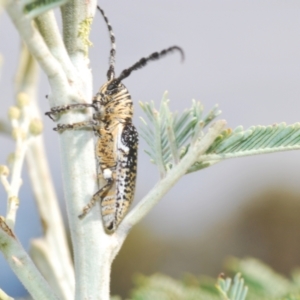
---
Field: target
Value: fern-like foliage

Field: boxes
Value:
[216,273,248,300]
[140,93,300,175]
[129,272,248,300]
[128,258,300,300]
[205,123,300,159]
[226,257,300,300]
[139,92,221,176]
[130,273,221,300]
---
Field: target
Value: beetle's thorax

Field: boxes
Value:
[93,80,134,128]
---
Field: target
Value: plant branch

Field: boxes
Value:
[0,218,59,300]
[15,45,75,299]
[6,3,64,79]
[35,10,81,88]
[52,2,114,299]
[6,1,126,299]
[61,0,96,63]
[203,144,300,161]
[4,104,33,229]
[5,1,72,107]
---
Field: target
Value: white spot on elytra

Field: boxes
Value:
[103,168,112,180]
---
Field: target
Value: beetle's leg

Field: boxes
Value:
[45,103,94,121]
[78,179,113,219]
[54,120,97,131]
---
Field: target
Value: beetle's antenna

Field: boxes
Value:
[97,5,116,80]
[114,46,184,84]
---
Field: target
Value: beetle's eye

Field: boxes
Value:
[107,80,119,91]
[107,84,115,90]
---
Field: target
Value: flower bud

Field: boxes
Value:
[8,106,21,120]
[0,165,9,176]
[29,119,43,136]
[17,92,30,108]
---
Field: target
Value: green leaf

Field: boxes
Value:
[140,93,300,175]
[139,92,221,176]
[202,123,300,162]
[21,0,69,19]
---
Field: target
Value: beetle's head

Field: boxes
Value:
[97,79,126,104]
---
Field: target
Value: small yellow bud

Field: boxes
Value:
[6,153,16,165]
[8,106,21,120]
[17,92,30,108]
[29,119,43,136]
[0,165,9,176]
[12,128,26,140]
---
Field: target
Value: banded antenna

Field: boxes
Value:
[97,5,184,90]
[97,5,116,81]
[116,46,184,83]
[108,46,184,90]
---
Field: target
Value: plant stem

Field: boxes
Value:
[15,45,75,299]
[0,218,59,300]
